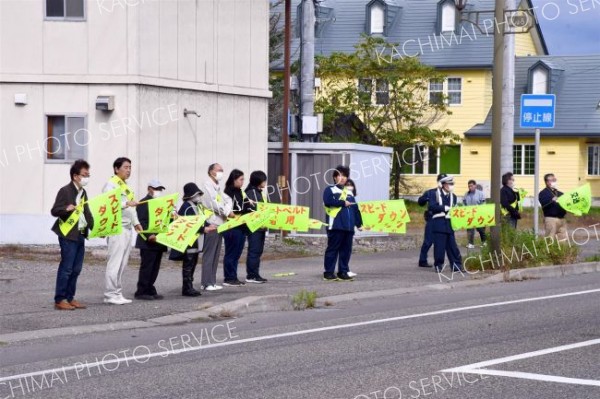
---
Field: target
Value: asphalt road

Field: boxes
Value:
[1,273,599,399]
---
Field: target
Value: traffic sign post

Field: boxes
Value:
[520,94,556,236]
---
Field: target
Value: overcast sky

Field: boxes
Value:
[531,0,600,55]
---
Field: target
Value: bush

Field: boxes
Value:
[466,224,579,272]
[291,289,318,310]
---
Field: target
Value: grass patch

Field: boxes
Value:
[583,254,600,263]
[282,237,304,246]
[291,289,317,310]
[468,225,579,272]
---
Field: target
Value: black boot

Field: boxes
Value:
[182,255,201,297]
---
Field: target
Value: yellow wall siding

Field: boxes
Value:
[515,30,539,56]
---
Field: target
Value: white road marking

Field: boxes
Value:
[1,287,600,384]
[441,338,600,387]
[456,369,600,387]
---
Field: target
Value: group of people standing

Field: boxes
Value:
[50,158,271,310]
[417,171,569,273]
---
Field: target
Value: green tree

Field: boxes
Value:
[315,35,461,198]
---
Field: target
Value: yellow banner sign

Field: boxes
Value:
[58,200,86,236]
[156,215,207,253]
[88,188,123,238]
[450,204,496,230]
[557,183,592,216]
[359,200,410,234]
[257,203,310,232]
[142,193,179,233]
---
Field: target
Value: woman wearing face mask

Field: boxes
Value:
[343,179,363,278]
[222,169,250,286]
[174,183,217,296]
[500,172,521,229]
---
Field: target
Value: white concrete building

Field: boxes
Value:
[0,0,271,244]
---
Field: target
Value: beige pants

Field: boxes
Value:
[544,217,567,240]
[105,228,133,300]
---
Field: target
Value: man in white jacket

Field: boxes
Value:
[200,163,234,291]
[103,157,143,305]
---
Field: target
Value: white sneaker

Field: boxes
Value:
[104,297,128,305]
[347,271,357,278]
[213,285,223,290]
[119,297,133,304]
[204,285,219,291]
[466,244,475,249]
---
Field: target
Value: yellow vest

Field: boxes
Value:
[324,187,348,219]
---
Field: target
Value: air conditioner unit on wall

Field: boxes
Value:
[96,95,115,111]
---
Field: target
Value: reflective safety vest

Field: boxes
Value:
[324,187,348,220]
[501,188,520,216]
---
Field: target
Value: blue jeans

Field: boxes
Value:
[223,228,247,281]
[324,230,354,274]
[55,235,86,303]
[246,230,266,279]
[419,220,433,265]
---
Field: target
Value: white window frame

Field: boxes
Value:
[45,114,88,164]
[441,2,456,33]
[513,144,535,176]
[370,2,385,35]
[588,145,600,176]
[44,0,86,21]
[357,78,389,106]
[429,77,462,106]
[531,67,549,95]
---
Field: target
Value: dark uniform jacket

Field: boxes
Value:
[539,187,567,218]
[51,182,94,241]
[426,188,458,234]
[135,194,168,252]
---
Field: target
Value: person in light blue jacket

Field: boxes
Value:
[463,180,487,248]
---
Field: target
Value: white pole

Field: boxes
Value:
[534,128,540,235]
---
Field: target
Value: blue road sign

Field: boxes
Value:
[520,94,556,129]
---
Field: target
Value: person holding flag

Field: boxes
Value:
[201,163,234,291]
[134,179,169,300]
[244,170,269,284]
[427,174,463,273]
[343,178,363,278]
[500,172,521,229]
[103,157,143,305]
[322,165,361,282]
[50,159,94,310]
[539,173,567,240]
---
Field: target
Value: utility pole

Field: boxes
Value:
[281,0,291,206]
[299,0,316,142]
[490,0,506,258]
[501,0,516,180]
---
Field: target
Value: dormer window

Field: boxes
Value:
[531,67,549,94]
[370,2,385,34]
[437,0,457,34]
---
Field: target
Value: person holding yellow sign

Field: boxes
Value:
[50,160,94,310]
[244,171,270,284]
[426,174,463,273]
[102,157,143,305]
[323,165,362,282]
[500,172,521,229]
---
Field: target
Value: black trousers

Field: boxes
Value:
[136,249,163,296]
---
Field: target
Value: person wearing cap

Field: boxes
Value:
[50,159,94,310]
[538,173,567,239]
[500,172,521,229]
[103,157,143,305]
[134,180,168,300]
[200,163,234,291]
[426,174,463,273]
[176,183,218,296]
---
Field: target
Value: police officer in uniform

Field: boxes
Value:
[417,191,433,268]
[426,174,463,273]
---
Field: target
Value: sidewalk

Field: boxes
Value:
[1,235,599,343]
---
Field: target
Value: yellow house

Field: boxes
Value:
[278,0,600,200]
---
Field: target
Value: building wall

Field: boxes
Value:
[0,0,271,244]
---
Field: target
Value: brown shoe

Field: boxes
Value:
[55,300,75,311]
[69,299,87,309]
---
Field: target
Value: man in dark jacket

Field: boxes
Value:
[417,191,433,268]
[539,173,567,239]
[322,165,363,281]
[50,159,94,310]
[134,179,168,300]
[426,174,463,273]
[500,172,521,228]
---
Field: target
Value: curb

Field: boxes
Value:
[2,262,599,344]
